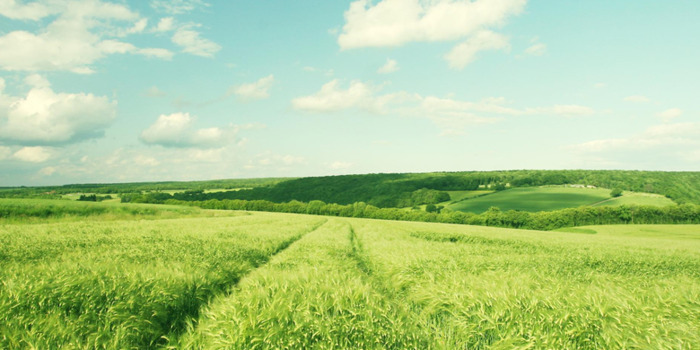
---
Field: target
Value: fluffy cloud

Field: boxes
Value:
[0,0,172,73]
[0,75,117,145]
[39,166,57,176]
[524,42,546,56]
[572,122,700,154]
[172,26,221,57]
[570,122,700,169]
[244,153,307,170]
[0,0,54,20]
[377,58,399,74]
[140,112,237,148]
[293,79,593,134]
[445,30,510,69]
[155,17,175,32]
[657,108,683,122]
[13,146,52,163]
[291,80,411,114]
[524,105,594,117]
[231,75,274,100]
[151,0,208,15]
[338,0,526,49]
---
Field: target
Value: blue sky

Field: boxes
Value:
[1,0,698,186]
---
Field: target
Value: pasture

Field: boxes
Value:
[447,186,671,213]
[1,200,698,349]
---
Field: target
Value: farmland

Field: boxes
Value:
[447,186,649,213]
[1,200,698,349]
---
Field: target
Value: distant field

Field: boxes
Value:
[446,190,494,202]
[448,186,612,213]
[446,186,677,213]
[0,198,230,222]
[1,203,698,348]
[592,191,675,207]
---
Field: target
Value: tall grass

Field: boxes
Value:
[0,214,326,348]
[0,198,214,223]
[179,220,433,349]
[2,208,698,349]
[352,219,700,349]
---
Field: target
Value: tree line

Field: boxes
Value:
[159,198,700,231]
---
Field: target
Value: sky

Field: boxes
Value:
[0,0,699,186]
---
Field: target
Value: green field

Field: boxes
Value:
[592,191,675,207]
[1,200,698,349]
[447,186,672,213]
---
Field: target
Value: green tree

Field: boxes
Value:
[610,188,623,197]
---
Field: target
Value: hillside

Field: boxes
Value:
[158,170,700,208]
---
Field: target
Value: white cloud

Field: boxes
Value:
[151,0,208,15]
[291,80,409,114]
[338,0,526,49]
[377,58,399,74]
[0,75,117,145]
[231,75,274,100]
[0,0,54,20]
[172,26,221,57]
[570,122,700,169]
[572,122,700,153]
[39,166,57,176]
[145,86,167,97]
[329,161,353,170]
[133,155,160,166]
[0,0,171,73]
[623,95,650,103]
[657,108,682,122]
[140,112,237,148]
[445,30,510,69]
[525,105,594,117]
[293,79,594,134]
[245,153,306,170]
[155,17,175,32]
[13,146,51,162]
[524,42,546,56]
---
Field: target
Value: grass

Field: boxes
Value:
[447,186,660,213]
[0,212,326,349]
[592,191,675,207]
[352,219,700,349]
[446,190,494,202]
[0,198,228,223]
[1,204,698,349]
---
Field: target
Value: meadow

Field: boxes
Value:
[448,186,639,213]
[1,199,698,349]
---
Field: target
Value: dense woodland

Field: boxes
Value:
[0,177,288,198]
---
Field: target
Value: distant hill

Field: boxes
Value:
[168,170,700,208]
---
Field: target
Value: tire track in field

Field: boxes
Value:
[345,221,441,349]
[164,218,328,346]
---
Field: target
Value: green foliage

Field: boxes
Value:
[610,188,623,197]
[0,177,289,199]
[449,186,613,213]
